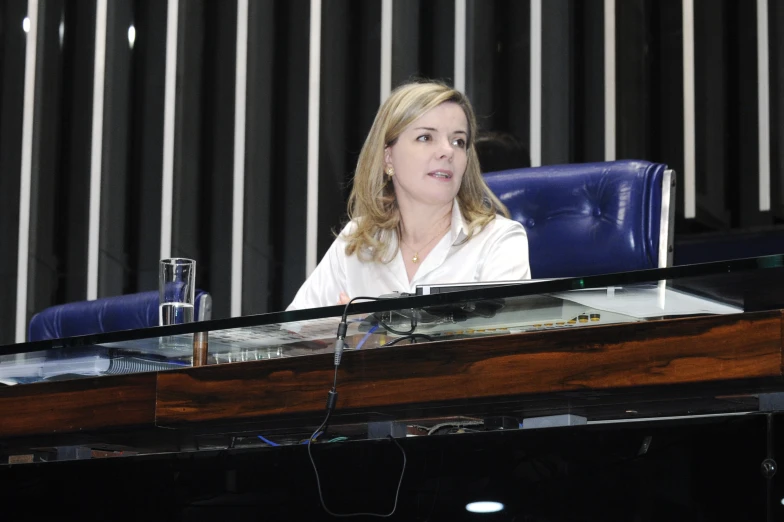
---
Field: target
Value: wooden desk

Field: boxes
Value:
[1,310,783,448]
[0,311,784,444]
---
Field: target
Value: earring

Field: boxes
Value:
[386,166,395,177]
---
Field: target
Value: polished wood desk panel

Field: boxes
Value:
[0,373,157,438]
[1,310,783,442]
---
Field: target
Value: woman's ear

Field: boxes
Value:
[384,146,391,166]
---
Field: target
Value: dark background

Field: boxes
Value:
[0,413,780,521]
[1,0,783,345]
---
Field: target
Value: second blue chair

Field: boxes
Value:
[484,159,675,279]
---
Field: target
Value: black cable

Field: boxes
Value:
[314,297,380,444]
[377,313,417,336]
[382,333,434,346]
[333,296,384,366]
[308,433,407,518]
[308,296,408,517]
[319,364,339,438]
[342,296,383,320]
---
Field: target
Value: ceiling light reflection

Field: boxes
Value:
[466,501,504,513]
[128,25,136,49]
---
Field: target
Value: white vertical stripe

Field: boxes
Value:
[231,0,249,317]
[380,0,393,101]
[454,0,466,92]
[15,0,40,343]
[306,0,322,276]
[530,0,542,167]
[86,0,109,301]
[603,0,616,161]
[160,0,179,259]
[658,170,674,269]
[757,0,771,212]
[682,0,696,218]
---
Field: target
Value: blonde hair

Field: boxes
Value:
[345,80,509,262]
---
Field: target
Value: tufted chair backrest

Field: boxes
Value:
[28,290,213,342]
[484,160,675,279]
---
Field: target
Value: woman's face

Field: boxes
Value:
[384,102,468,209]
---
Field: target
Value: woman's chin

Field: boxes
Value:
[417,191,457,207]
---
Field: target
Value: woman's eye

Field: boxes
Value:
[416,134,431,142]
[452,138,466,148]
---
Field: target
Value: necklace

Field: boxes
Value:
[399,223,450,264]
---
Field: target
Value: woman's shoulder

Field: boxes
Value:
[475,213,527,238]
[337,220,358,236]
[494,213,525,230]
[334,219,377,257]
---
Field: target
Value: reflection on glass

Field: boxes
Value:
[0,347,187,386]
[0,279,751,385]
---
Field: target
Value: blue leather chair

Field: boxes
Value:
[484,160,675,279]
[28,290,212,342]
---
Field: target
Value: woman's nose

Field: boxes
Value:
[437,138,454,160]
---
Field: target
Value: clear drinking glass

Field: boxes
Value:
[159,258,196,326]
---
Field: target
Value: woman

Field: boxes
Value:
[288,81,530,310]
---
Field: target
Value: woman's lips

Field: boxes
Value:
[427,170,453,180]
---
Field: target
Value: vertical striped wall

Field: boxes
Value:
[0,0,782,343]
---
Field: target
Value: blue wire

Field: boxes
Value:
[258,431,323,447]
[257,435,280,447]
[355,325,379,350]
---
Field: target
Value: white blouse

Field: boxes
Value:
[287,200,531,310]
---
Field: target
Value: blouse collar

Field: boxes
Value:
[449,198,469,245]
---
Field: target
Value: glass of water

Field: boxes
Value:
[159,258,196,325]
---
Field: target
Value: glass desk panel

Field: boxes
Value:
[0,255,782,386]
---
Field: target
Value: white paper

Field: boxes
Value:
[550,284,742,319]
